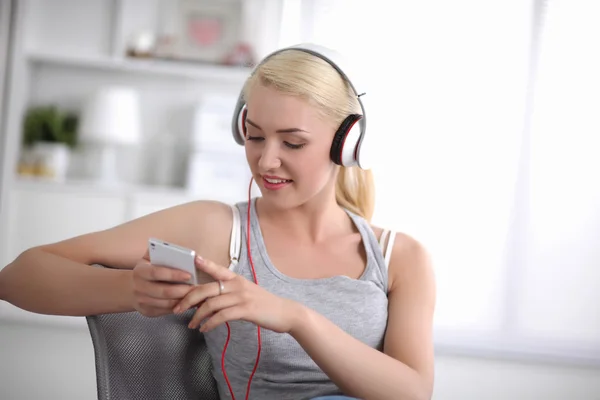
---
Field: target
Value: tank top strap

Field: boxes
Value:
[344,210,390,292]
[228,203,242,270]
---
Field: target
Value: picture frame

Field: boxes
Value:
[173,0,244,65]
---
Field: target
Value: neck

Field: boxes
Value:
[256,189,353,245]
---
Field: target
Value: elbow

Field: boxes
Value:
[0,248,37,301]
[400,386,431,400]
[381,385,430,400]
[0,268,6,301]
[414,377,433,400]
[0,258,16,302]
[399,374,433,400]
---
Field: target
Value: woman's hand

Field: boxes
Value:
[130,258,196,317]
[173,256,303,333]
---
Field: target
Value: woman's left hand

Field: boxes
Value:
[173,256,303,334]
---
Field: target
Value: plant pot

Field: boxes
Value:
[32,142,71,181]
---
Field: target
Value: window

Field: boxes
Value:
[517,0,600,348]
[282,0,600,364]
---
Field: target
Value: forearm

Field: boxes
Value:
[0,248,134,316]
[290,305,430,400]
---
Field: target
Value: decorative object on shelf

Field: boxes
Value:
[126,30,157,58]
[19,105,79,181]
[171,0,244,65]
[153,34,177,59]
[223,42,256,67]
[79,86,142,186]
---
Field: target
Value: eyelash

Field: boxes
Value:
[246,135,306,150]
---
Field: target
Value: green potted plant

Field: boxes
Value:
[21,106,79,181]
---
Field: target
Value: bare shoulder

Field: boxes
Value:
[387,231,436,295]
[370,223,435,290]
[39,199,236,269]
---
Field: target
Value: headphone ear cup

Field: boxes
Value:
[234,104,248,144]
[330,114,363,167]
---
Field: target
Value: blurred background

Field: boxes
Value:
[1,0,599,399]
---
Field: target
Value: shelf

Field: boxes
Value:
[26,50,253,83]
[13,175,193,199]
[11,176,252,206]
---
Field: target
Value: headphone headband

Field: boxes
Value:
[231,43,370,169]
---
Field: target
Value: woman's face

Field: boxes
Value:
[244,84,338,209]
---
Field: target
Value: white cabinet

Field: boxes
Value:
[7,188,127,259]
[2,180,204,266]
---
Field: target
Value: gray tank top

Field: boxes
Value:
[203,198,394,400]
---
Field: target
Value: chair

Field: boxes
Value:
[85,265,220,400]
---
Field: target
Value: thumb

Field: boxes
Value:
[195,256,237,281]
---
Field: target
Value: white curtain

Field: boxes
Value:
[518,0,600,346]
[290,0,532,333]
[283,0,600,358]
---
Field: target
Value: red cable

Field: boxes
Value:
[220,178,262,400]
[221,323,234,398]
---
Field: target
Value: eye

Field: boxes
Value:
[284,142,306,150]
[246,135,264,142]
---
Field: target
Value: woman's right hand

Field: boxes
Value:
[130,258,196,317]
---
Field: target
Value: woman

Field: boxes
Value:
[0,44,436,400]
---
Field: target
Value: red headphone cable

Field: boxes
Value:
[221,177,262,400]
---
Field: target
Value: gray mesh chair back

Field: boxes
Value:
[85,265,220,400]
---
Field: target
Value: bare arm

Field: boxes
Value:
[0,249,134,316]
[0,200,233,317]
[289,233,436,400]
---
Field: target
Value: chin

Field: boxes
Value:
[255,185,299,209]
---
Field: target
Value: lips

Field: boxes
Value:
[261,175,293,190]
[262,175,293,184]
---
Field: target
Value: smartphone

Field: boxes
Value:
[148,238,215,285]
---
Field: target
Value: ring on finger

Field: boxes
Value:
[217,280,225,295]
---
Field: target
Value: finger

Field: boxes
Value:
[137,280,193,300]
[173,281,221,314]
[199,307,245,333]
[188,293,240,329]
[136,295,179,310]
[195,256,237,281]
[175,278,240,313]
[139,306,167,318]
[141,264,192,284]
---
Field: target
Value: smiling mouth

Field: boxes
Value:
[263,177,293,184]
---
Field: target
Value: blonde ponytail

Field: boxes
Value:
[335,166,375,221]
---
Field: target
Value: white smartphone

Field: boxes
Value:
[148,238,215,285]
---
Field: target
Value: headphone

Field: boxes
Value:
[230,43,370,169]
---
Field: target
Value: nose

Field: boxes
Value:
[257,141,281,171]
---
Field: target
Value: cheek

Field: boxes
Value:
[245,145,259,168]
[296,148,334,182]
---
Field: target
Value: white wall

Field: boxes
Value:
[1,318,599,400]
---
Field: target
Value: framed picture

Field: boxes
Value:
[173,0,243,64]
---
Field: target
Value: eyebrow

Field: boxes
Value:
[246,118,310,134]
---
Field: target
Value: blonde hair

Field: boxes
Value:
[242,49,375,221]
